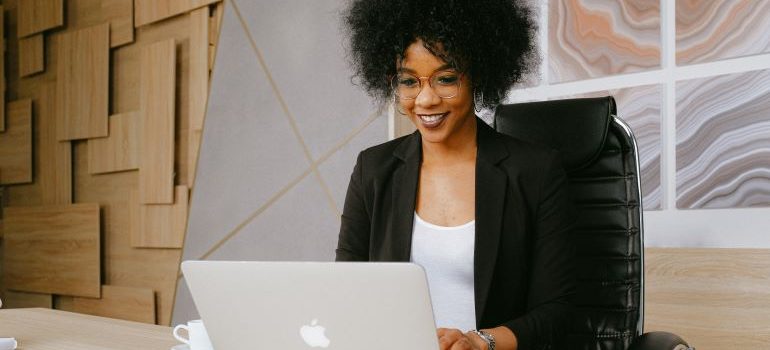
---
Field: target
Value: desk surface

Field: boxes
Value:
[0,308,180,350]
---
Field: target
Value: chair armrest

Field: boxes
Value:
[628,331,692,350]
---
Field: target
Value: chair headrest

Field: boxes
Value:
[494,96,615,172]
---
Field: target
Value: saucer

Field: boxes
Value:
[170,344,190,350]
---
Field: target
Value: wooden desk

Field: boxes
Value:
[0,308,179,350]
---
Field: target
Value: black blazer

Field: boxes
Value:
[336,118,576,349]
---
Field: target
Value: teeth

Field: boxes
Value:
[419,114,446,123]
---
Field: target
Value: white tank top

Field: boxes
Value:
[410,212,476,331]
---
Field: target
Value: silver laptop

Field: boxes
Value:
[181,261,439,350]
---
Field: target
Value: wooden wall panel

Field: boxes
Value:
[56,285,156,324]
[17,0,64,38]
[188,7,209,186]
[1,6,5,133]
[189,7,209,132]
[134,0,219,27]
[139,39,176,204]
[56,23,110,141]
[103,0,135,48]
[39,83,73,205]
[88,111,139,174]
[2,0,213,326]
[3,290,53,309]
[645,248,770,349]
[0,99,33,185]
[79,14,193,326]
[72,143,180,326]
[208,2,224,72]
[2,204,101,298]
[19,34,45,77]
[131,186,189,248]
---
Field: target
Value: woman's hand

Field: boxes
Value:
[436,328,488,350]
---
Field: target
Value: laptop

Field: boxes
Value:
[181,260,439,350]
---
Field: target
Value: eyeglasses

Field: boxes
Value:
[391,70,462,99]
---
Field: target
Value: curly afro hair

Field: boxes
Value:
[343,0,538,109]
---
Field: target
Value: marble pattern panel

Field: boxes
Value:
[676,0,770,65]
[549,0,661,83]
[676,70,770,209]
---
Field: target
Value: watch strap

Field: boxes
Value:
[470,330,495,350]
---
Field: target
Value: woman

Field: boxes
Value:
[336,1,576,349]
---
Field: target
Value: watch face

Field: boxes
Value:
[477,331,494,350]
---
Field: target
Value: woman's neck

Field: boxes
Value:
[421,116,478,165]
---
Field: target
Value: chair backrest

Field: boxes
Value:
[495,97,644,350]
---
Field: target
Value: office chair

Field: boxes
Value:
[495,97,691,350]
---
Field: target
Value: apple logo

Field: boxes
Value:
[300,318,331,348]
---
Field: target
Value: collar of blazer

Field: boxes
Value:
[391,117,510,323]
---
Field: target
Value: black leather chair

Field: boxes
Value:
[495,97,691,350]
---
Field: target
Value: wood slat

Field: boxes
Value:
[189,6,209,132]
[139,39,176,204]
[2,204,101,298]
[103,0,135,48]
[188,7,210,186]
[88,111,139,174]
[134,0,219,27]
[39,83,73,205]
[0,99,33,185]
[130,185,189,248]
[56,285,156,324]
[17,0,64,38]
[0,6,5,133]
[208,1,224,72]
[56,23,110,141]
[2,290,53,309]
[188,128,202,187]
[19,34,45,77]
[645,247,770,350]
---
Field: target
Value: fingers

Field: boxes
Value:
[437,328,472,350]
[449,336,474,350]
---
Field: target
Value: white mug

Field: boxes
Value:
[173,319,214,350]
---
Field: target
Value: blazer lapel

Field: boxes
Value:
[390,131,421,262]
[474,118,509,325]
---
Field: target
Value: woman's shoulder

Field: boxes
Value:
[354,131,419,175]
[360,130,419,159]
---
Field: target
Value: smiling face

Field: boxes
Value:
[396,40,476,148]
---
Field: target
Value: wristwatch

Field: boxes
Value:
[470,330,495,350]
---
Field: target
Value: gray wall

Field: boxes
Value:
[172,0,388,323]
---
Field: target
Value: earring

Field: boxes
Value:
[474,89,484,113]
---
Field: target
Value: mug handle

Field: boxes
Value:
[173,324,191,344]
